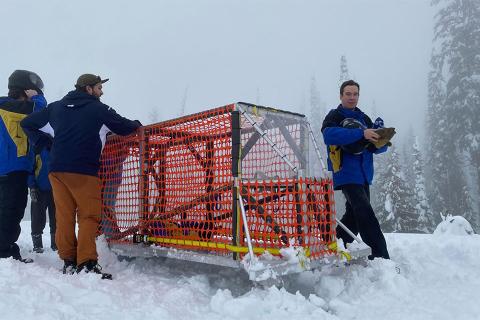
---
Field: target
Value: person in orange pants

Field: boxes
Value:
[21,74,141,278]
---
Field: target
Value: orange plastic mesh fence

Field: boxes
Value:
[100,103,336,260]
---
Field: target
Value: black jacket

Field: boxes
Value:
[21,90,140,177]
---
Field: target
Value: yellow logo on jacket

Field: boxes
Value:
[0,109,28,157]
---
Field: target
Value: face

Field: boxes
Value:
[340,85,359,109]
[86,83,104,98]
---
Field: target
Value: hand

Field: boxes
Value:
[373,117,384,129]
[30,188,40,202]
[364,129,380,142]
[33,133,53,154]
[24,89,39,99]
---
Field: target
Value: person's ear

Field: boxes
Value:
[86,86,93,94]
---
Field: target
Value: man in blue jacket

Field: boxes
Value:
[321,80,390,259]
[0,70,47,262]
[21,74,141,279]
[29,147,56,253]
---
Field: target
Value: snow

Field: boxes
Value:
[1,222,479,320]
[434,214,475,235]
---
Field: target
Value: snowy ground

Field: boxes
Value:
[1,222,479,320]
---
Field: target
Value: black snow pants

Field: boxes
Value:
[31,189,56,236]
[0,171,28,259]
[335,184,390,259]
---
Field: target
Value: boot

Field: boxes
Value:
[62,259,77,275]
[50,233,57,251]
[32,234,44,253]
[11,244,34,263]
[77,260,112,280]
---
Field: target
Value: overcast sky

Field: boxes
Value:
[1,0,433,142]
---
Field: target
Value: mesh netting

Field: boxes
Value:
[100,103,336,261]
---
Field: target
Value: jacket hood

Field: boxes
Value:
[60,90,99,108]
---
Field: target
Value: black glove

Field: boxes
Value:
[373,117,384,129]
[30,188,40,202]
[33,133,53,154]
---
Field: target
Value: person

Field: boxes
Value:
[321,80,390,260]
[29,146,57,253]
[0,70,47,262]
[21,74,141,279]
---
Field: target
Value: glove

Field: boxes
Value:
[372,127,396,148]
[373,117,384,129]
[33,133,53,154]
[30,188,40,203]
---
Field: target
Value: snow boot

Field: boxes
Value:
[14,256,34,263]
[32,234,44,253]
[62,259,77,275]
[76,260,113,280]
[8,244,33,263]
[50,233,57,251]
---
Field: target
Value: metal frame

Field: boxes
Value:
[108,102,370,280]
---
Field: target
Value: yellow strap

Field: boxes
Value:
[328,242,352,262]
[146,236,311,257]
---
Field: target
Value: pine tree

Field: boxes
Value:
[411,137,431,233]
[371,152,388,226]
[309,76,326,177]
[339,55,350,85]
[179,86,189,117]
[374,146,416,232]
[148,107,159,124]
[427,0,478,230]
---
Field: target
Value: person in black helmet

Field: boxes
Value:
[0,70,47,263]
[321,80,390,260]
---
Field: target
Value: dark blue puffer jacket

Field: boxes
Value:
[21,90,140,177]
[322,105,387,189]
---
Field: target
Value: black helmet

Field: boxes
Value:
[8,70,44,93]
[340,118,367,155]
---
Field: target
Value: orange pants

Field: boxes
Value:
[49,172,102,265]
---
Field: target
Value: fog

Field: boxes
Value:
[1,0,433,141]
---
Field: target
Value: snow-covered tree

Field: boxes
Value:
[411,136,431,232]
[402,126,416,189]
[426,0,479,230]
[374,146,416,232]
[309,76,324,128]
[148,107,160,124]
[339,55,350,86]
[309,76,327,177]
[179,86,189,117]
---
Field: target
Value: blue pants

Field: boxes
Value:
[336,184,390,259]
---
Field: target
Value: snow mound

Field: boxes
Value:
[434,215,475,236]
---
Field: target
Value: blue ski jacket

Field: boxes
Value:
[0,95,47,175]
[28,148,52,191]
[21,90,140,177]
[321,105,387,189]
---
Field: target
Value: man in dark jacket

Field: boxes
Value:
[321,80,390,259]
[0,70,47,263]
[21,74,141,278]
